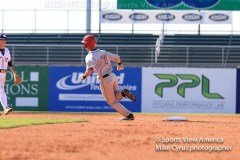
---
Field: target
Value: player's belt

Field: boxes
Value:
[0,69,6,73]
[103,72,112,78]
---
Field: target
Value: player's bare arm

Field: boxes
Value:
[8,65,22,84]
[9,65,16,75]
[115,57,124,71]
[106,51,124,71]
[80,67,93,80]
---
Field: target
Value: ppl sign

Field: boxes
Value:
[146,0,220,9]
[154,74,224,99]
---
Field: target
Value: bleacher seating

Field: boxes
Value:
[7,33,157,45]
[6,33,158,65]
[159,35,240,67]
[5,33,240,67]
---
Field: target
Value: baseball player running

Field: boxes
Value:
[80,35,136,121]
[0,34,22,115]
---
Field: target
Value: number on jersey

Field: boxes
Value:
[101,54,108,64]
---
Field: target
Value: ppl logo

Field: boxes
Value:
[146,0,220,9]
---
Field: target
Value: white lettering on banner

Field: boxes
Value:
[59,94,131,101]
[65,105,113,110]
[5,84,38,95]
[56,73,125,90]
[6,70,41,108]
[152,101,224,109]
[101,10,232,24]
[6,71,28,83]
[90,84,137,91]
[6,71,39,95]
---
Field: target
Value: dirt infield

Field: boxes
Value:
[0,113,239,160]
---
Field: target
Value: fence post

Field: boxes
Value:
[99,0,102,34]
[67,10,69,33]
[47,46,49,65]
[86,0,92,33]
[81,46,84,65]
[152,46,154,66]
[34,10,37,33]
[186,47,189,67]
[2,10,4,32]
[222,47,225,67]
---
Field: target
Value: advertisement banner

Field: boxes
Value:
[101,10,232,24]
[5,66,49,111]
[49,66,141,112]
[142,67,236,113]
[236,69,240,114]
[117,0,240,11]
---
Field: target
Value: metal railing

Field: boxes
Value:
[158,45,240,68]
[6,44,156,66]
[6,44,240,68]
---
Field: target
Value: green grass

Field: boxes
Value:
[0,117,87,129]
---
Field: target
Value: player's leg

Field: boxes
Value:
[113,75,123,100]
[100,80,131,118]
[112,74,136,102]
[0,73,13,115]
[0,73,8,109]
[114,79,135,120]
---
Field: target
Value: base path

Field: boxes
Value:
[0,113,239,160]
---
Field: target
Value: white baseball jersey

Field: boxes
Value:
[85,49,131,117]
[85,49,119,77]
[0,47,11,110]
[0,47,11,70]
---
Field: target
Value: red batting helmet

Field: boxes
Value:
[81,35,97,50]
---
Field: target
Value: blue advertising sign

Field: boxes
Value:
[237,69,240,114]
[48,66,141,112]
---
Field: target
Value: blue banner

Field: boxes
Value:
[48,66,141,112]
[237,69,240,114]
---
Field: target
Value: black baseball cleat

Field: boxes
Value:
[119,113,135,121]
[121,89,136,102]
